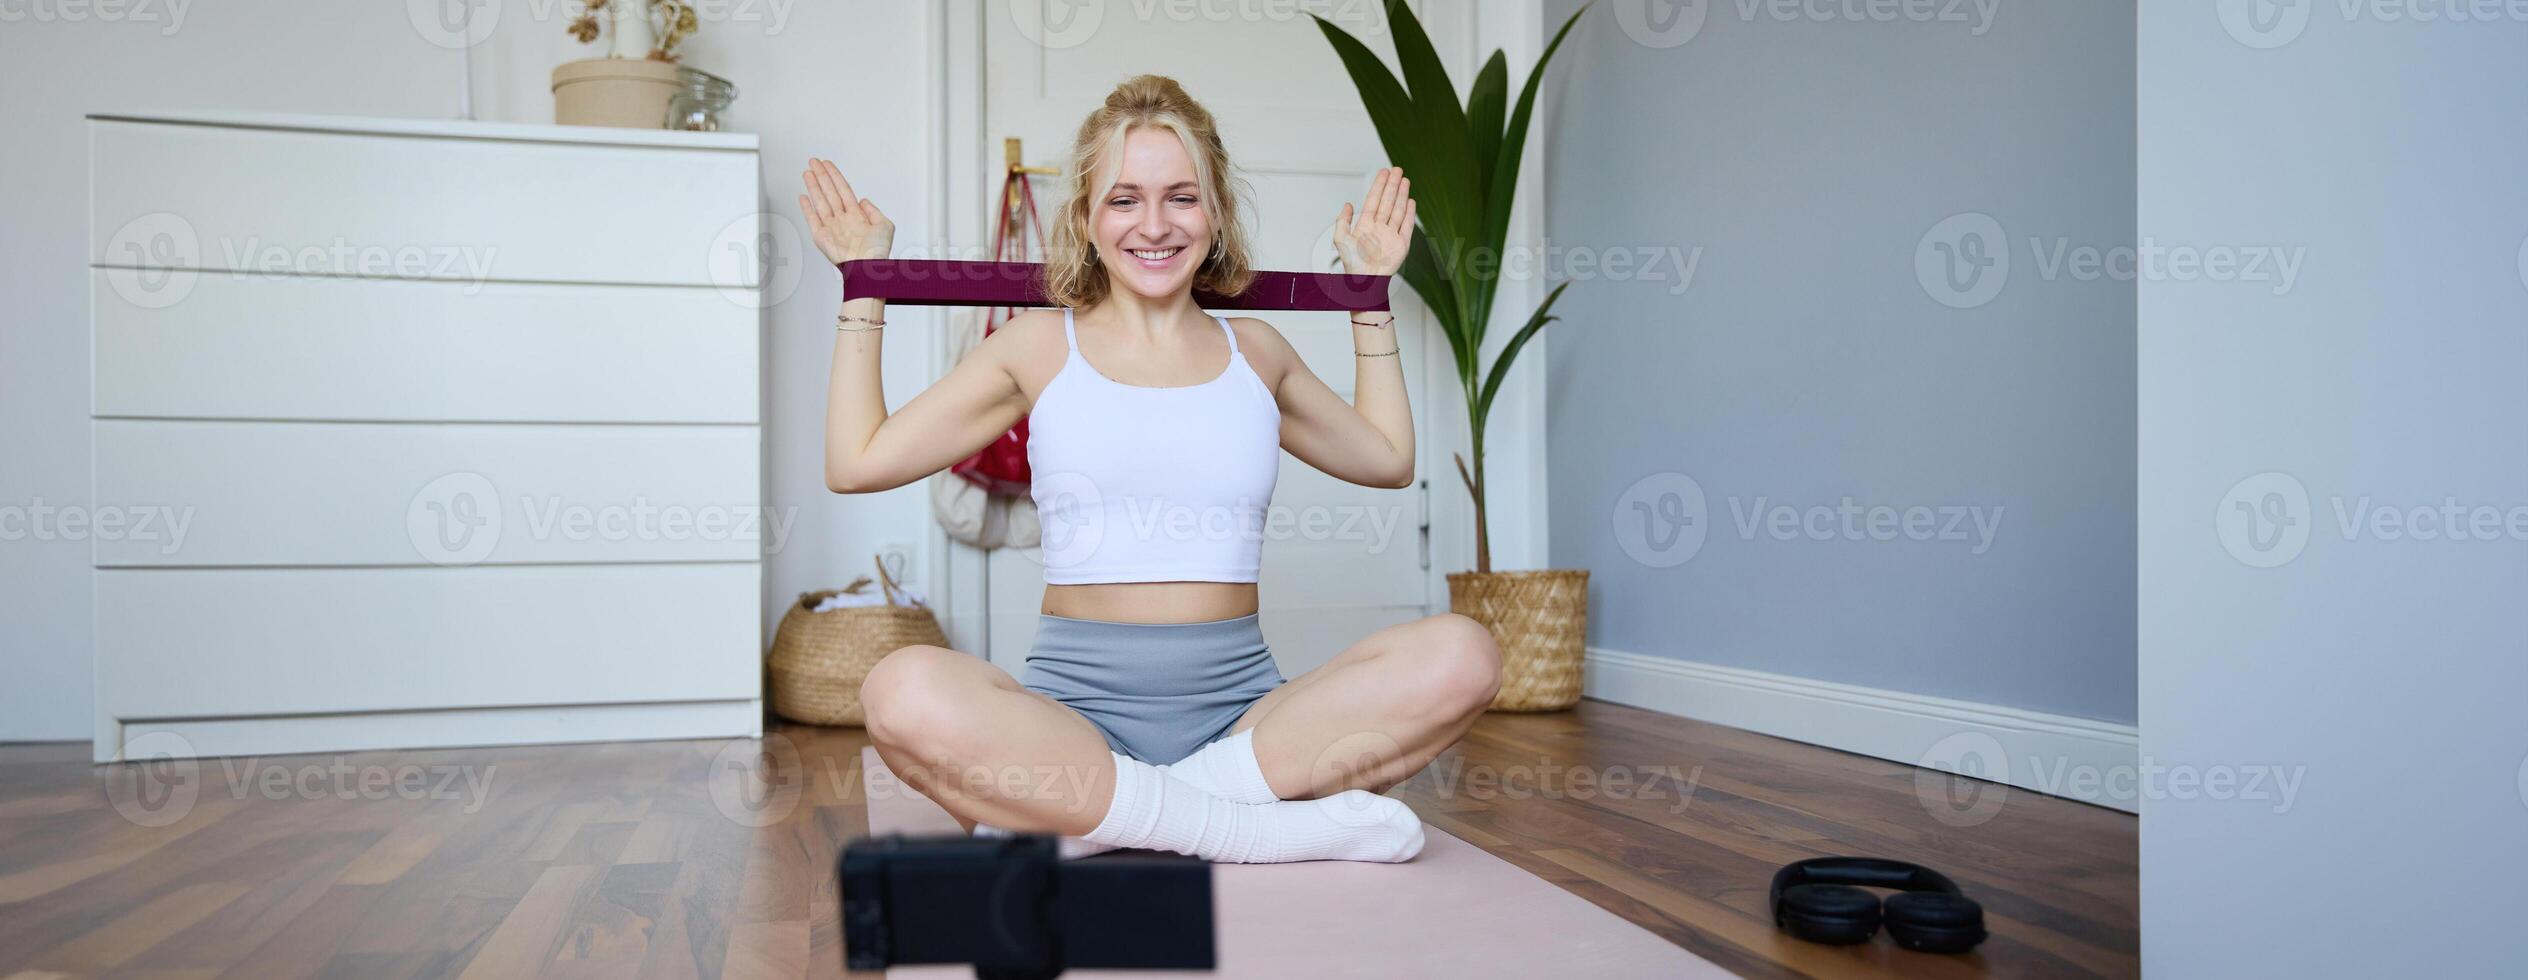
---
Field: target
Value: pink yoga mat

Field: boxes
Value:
[857,746,1737,979]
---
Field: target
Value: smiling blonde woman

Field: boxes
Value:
[802,74,1500,864]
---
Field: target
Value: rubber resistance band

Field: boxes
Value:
[838,259,1390,311]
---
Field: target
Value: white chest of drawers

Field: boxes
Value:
[87,110,767,762]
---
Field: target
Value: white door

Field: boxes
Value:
[980,0,1438,677]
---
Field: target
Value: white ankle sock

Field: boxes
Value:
[1082,751,1424,864]
[969,730,1274,860]
[1156,728,1280,804]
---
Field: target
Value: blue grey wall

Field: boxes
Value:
[1539,1,2136,722]
[2138,4,2527,974]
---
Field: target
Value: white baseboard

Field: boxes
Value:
[1585,648,2140,813]
[98,698,763,763]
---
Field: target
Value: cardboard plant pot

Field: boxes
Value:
[552,57,683,129]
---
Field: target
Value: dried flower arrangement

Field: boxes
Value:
[567,0,698,62]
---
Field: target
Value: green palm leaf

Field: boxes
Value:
[1315,2,1596,573]
[1477,282,1571,425]
[1379,0,1483,256]
[1484,6,1588,292]
[1466,51,1509,202]
[1309,15,1447,240]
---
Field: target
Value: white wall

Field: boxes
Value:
[0,1,947,740]
[1538,0,2136,717]
[2139,3,2528,974]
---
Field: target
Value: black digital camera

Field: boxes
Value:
[840,832,1216,979]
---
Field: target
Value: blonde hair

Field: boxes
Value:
[1041,75,1256,309]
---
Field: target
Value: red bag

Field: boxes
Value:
[948,169,1046,498]
[950,415,1032,497]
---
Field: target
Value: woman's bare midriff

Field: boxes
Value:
[1041,581,1259,624]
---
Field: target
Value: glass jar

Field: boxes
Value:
[665,66,737,131]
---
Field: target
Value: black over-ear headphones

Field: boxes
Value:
[1770,857,1988,954]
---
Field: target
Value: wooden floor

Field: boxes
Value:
[0,700,2136,979]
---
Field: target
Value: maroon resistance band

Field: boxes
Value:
[837,259,1391,311]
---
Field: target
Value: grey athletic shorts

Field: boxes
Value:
[1018,611,1287,765]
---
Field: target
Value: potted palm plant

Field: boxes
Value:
[1314,2,1593,712]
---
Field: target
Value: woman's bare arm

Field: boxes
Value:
[1267,166,1418,489]
[803,157,1029,494]
[1252,319,1413,488]
[825,315,1038,494]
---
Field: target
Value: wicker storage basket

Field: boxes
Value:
[767,557,948,726]
[1447,568,1590,712]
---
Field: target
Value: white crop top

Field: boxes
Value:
[1028,308,1282,584]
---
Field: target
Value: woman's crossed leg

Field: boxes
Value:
[1225,612,1504,802]
[856,611,1501,852]
[859,645,1117,837]
[861,644,1430,863]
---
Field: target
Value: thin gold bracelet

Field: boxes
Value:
[1356,347,1399,357]
[1351,313,1396,329]
[837,312,885,332]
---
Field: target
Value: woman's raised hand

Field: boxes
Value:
[1332,166,1415,278]
[798,157,895,265]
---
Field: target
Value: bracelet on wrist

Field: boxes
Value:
[837,312,885,332]
[1351,313,1396,329]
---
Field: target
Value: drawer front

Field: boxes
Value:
[92,272,759,423]
[94,420,765,566]
[90,119,762,288]
[96,563,761,719]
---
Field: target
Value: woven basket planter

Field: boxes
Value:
[1447,568,1589,712]
[767,557,948,727]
